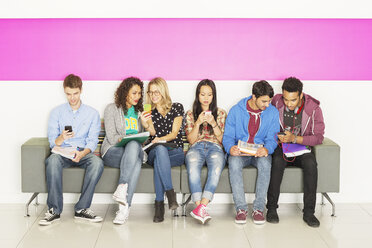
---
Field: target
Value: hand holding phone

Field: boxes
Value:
[65,125,73,133]
[62,125,74,140]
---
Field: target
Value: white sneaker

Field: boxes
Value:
[113,204,130,225]
[113,183,128,205]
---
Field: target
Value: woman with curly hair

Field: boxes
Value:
[101,77,150,224]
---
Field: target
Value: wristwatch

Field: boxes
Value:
[292,135,297,144]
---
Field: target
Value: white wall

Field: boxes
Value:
[0,80,371,204]
[1,0,371,204]
[1,0,372,18]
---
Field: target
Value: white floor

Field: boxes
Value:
[2,202,372,248]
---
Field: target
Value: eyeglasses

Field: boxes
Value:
[147,90,160,96]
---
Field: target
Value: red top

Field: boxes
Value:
[246,101,262,144]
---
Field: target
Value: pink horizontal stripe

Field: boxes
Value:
[0,18,371,81]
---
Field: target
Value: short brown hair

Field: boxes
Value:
[63,74,82,89]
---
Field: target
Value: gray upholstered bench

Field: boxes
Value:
[21,137,340,218]
[180,137,340,216]
[21,137,181,216]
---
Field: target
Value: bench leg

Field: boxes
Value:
[322,193,336,217]
[34,194,39,206]
[181,194,192,217]
[25,193,39,217]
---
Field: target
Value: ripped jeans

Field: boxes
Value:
[185,141,226,203]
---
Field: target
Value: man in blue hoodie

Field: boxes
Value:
[223,80,279,224]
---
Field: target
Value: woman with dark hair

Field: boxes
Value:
[101,77,150,224]
[185,79,227,224]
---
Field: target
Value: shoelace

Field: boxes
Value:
[44,210,55,220]
[238,209,247,215]
[115,208,129,221]
[199,205,211,217]
[81,209,95,218]
[252,210,263,217]
[199,206,207,217]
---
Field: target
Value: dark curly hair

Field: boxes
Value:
[114,77,144,115]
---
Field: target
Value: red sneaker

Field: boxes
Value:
[252,210,266,225]
[190,204,211,224]
[235,209,248,224]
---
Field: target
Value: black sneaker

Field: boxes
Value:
[39,208,60,226]
[74,209,103,223]
[266,209,279,223]
[303,214,320,227]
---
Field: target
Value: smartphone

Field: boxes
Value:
[144,104,151,113]
[64,125,73,133]
[278,132,286,136]
[205,111,212,115]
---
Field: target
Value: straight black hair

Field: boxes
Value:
[192,79,218,135]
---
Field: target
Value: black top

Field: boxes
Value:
[283,107,303,136]
[150,102,184,148]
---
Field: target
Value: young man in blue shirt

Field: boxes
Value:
[39,74,104,226]
[223,80,279,224]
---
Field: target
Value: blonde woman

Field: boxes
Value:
[144,77,184,223]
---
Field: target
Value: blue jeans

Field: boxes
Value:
[228,155,272,212]
[185,141,225,203]
[147,145,184,201]
[102,140,144,206]
[45,153,104,214]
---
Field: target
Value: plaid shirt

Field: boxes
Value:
[185,108,227,146]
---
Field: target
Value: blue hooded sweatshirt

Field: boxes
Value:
[222,96,280,155]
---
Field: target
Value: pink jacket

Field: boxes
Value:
[272,93,325,146]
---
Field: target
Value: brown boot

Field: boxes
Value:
[153,201,164,223]
[165,189,179,210]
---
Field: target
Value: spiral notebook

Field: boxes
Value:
[282,143,311,157]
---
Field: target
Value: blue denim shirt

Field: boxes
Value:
[47,102,101,152]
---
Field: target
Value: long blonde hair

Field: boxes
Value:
[147,77,172,113]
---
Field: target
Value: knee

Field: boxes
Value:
[186,150,200,168]
[153,144,168,156]
[257,157,272,171]
[209,151,225,167]
[46,154,63,174]
[302,157,318,173]
[126,140,142,153]
[272,156,286,171]
[89,156,104,174]
[228,156,241,174]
